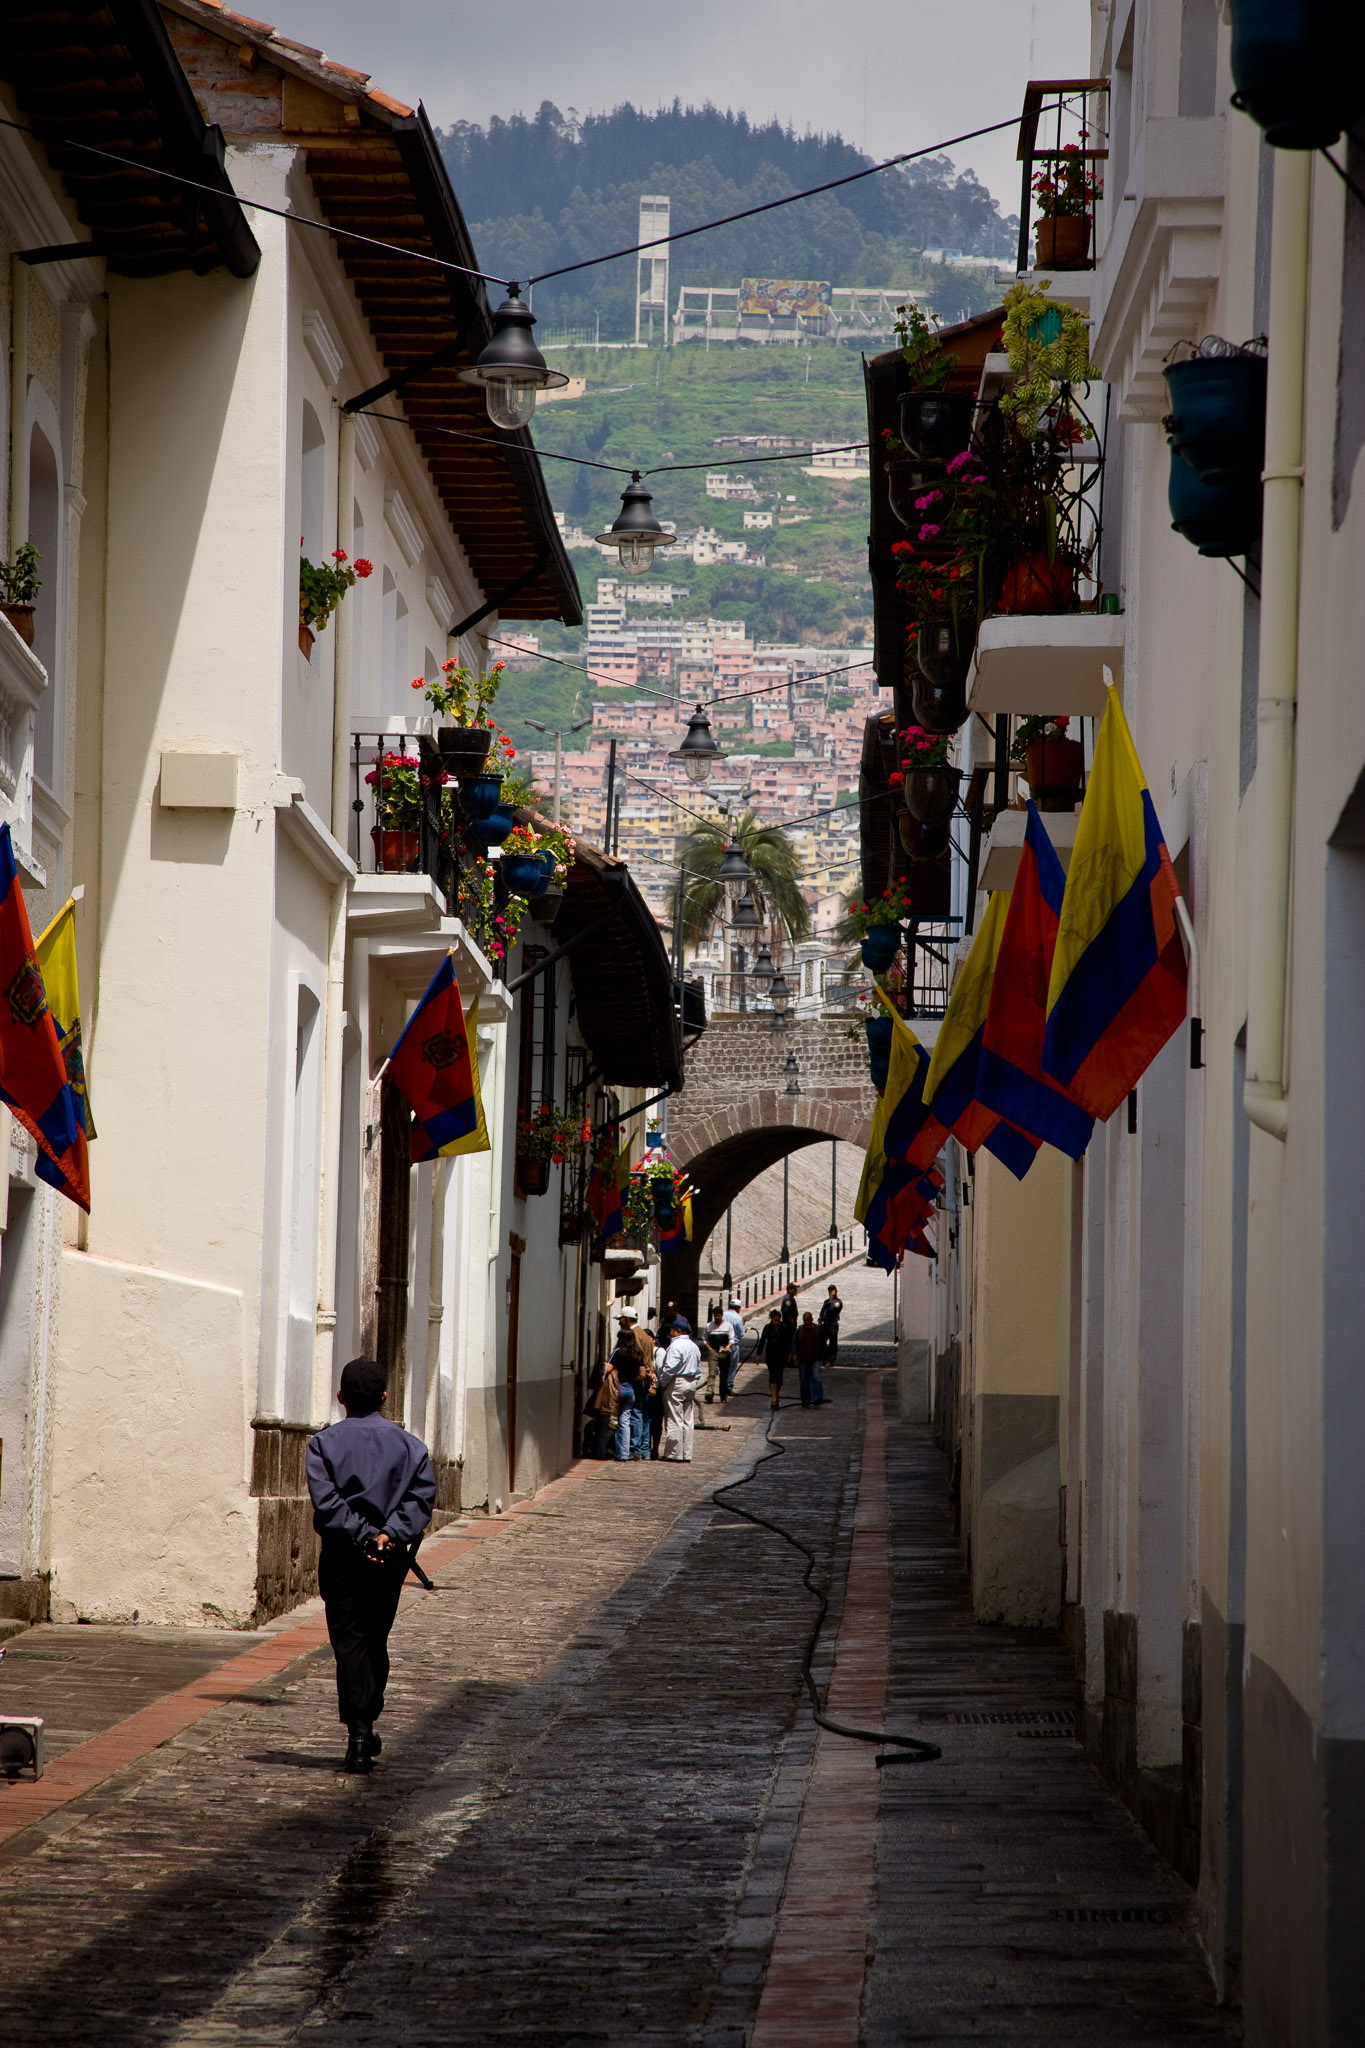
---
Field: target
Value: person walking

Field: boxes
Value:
[818,1283,844,1366]
[593,1356,621,1455]
[658,1316,703,1460]
[754,1308,790,1411]
[306,1357,436,1775]
[780,1281,800,1349]
[796,1311,826,1408]
[724,1299,746,1379]
[621,1311,654,1460]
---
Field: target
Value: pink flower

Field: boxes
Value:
[919,524,941,539]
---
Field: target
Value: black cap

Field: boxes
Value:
[339,1357,387,1415]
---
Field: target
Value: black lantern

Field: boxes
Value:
[783,1052,801,1097]
[716,838,755,889]
[459,286,568,429]
[769,970,792,1015]
[670,704,721,783]
[731,891,763,931]
[594,473,678,577]
[752,941,775,986]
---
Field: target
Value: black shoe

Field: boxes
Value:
[362,1728,382,1757]
[345,1721,377,1772]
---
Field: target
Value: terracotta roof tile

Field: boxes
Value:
[365,87,415,117]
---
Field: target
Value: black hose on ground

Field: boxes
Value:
[709,1384,941,1767]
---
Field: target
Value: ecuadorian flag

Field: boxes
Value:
[855,1008,943,1269]
[975,803,1094,1161]
[387,956,490,1160]
[0,825,80,1194]
[33,895,94,1211]
[923,892,1042,1181]
[588,1141,630,1239]
[1041,691,1187,1120]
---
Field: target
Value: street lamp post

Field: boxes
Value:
[781,1154,790,1266]
[829,1139,838,1239]
[723,1205,733,1292]
[523,716,591,826]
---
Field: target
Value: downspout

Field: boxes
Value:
[9,256,28,554]
[312,412,357,1422]
[1244,148,1312,1141]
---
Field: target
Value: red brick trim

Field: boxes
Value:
[751,1375,891,2047]
[0,1456,599,1847]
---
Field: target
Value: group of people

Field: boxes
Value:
[588,1281,844,1464]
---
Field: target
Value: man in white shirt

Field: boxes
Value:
[658,1316,703,1461]
[724,1299,746,1366]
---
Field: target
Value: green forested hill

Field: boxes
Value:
[438,101,1014,338]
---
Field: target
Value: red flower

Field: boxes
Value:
[411,677,424,691]
[353,558,373,578]
[889,771,905,786]
[332,548,348,563]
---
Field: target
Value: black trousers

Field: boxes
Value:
[318,1539,407,1726]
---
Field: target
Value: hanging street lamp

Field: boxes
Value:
[594,473,678,576]
[769,968,792,1015]
[669,704,722,783]
[752,941,775,987]
[459,286,569,429]
[783,1051,801,1097]
[716,837,755,890]
[730,890,763,931]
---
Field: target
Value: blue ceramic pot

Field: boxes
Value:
[502,853,549,895]
[860,926,901,973]
[1230,0,1365,149]
[468,806,513,849]
[1164,354,1266,487]
[1167,443,1263,559]
[461,773,504,820]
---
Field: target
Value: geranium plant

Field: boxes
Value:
[901,725,953,768]
[411,657,504,726]
[299,545,372,633]
[517,1104,591,1165]
[849,887,916,937]
[365,749,428,828]
[502,820,575,880]
[455,853,528,962]
[1032,144,1099,220]
[1010,714,1071,762]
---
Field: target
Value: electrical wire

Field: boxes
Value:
[709,1396,941,1766]
[484,633,876,711]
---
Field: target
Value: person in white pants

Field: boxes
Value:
[658,1318,703,1461]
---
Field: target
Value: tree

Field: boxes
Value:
[670,808,811,948]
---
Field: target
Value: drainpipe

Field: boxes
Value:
[312,411,358,1422]
[9,256,28,553]
[1244,148,1312,1142]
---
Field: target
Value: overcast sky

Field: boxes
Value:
[265,1,1091,212]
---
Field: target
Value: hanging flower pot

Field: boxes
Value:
[468,806,514,849]
[460,772,505,820]
[901,764,961,825]
[1164,351,1267,487]
[885,453,948,531]
[865,1016,894,1094]
[517,1154,550,1198]
[652,1178,679,1222]
[899,391,975,463]
[528,883,564,926]
[438,725,495,776]
[1167,443,1263,558]
[1,604,35,647]
[1034,215,1091,269]
[1230,0,1365,150]
[911,607,976,733]
[898,809,951,861]
[860,924,901,973]
[1025,736,1086,813]
[371,826,421,873]
[298,622,315,660]
[996,550,1076,616]
[502,853,550,895]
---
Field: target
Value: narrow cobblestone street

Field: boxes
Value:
[0,1278,1238,2045]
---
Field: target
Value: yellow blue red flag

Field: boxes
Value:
[0,826,81,1203]
[923,892,1042,1180]
[387,956,489,1160]
[1041,691,1187,1119]
[855,1007,944,1269]
[33,895,93,1210]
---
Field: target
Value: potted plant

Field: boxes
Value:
[1229,0,1365,150]
[455,855,528,962]
[0,542,41,645]
[299,545,371,659]
[526,824,574,923]
[364,749,425,871]
[894,304,974,461]
[1031,145,1100,269]
[1167,442,1263,558]
[411,657,505,776]
[516,1104,588,1197]
[1012,715,1084,811]
[1163,339,1267,487]
[899,724,960,823]
[851,889,911,971]
[898,810,951,861]
[501,823,553,896]
[999,281,1098,442]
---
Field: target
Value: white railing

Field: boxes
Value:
[703,1227,863,1317]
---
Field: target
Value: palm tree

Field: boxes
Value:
[669,808,812,949]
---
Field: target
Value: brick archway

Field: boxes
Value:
[658,1015,877,1323]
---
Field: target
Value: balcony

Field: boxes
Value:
[1014,78,1110,287]
[0,611,47,881]
[967,612,1125,718]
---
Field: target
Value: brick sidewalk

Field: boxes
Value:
[0,1363,1240,2044]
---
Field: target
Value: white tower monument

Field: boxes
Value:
[635,195,670,344]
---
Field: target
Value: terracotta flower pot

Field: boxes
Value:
[901,765,961,825]
[1024,735,1085,812]
[996,551,1076,616]
[1035,214,1091,270]
[370,825,421,872]
[1,604,34,647]
[898,809,951,862]
[299,622,315,659]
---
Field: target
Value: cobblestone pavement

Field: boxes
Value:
[0,1356,1240,2046]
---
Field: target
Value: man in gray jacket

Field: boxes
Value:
[306,1357,435,1774]
[658,1317,703,1461]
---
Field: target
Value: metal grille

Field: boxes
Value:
[919,1707,1076,1726]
